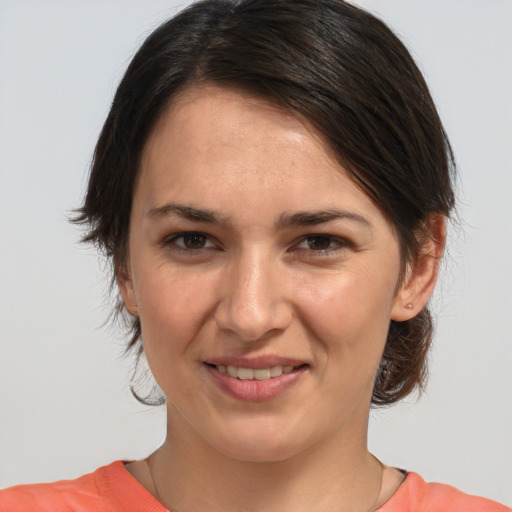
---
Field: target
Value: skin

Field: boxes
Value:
[119,87,445,511]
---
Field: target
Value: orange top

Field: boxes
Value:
[0,461,509,512]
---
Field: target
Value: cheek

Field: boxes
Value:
[134,267,219,356]
[293,266,396,357]
[133,268,222,400]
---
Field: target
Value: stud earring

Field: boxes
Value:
[405,303,414,309]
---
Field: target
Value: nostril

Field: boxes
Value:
[214,296,293,343]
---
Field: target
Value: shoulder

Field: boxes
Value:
[0,461,164,512]
[0,468,102,512]
[380,471,510,512]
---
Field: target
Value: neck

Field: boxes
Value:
[147,412,384,512]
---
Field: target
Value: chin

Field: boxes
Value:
[217,436,305,463]
[204,417,323,464]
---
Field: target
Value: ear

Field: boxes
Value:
[391,214,446,321]
[116,264,139,317]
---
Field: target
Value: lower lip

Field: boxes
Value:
[205,364,308,402]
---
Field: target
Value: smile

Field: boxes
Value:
[215,364,297,380]
[206,362,308,402]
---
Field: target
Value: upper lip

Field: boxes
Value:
[204,356,307,369]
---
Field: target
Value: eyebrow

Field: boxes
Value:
[277,209,372,229]
[146,202,372,229]
[146,203,230,225]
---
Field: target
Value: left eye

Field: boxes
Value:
[296,235,345,252]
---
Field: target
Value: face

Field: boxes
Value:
[120,87,421,463]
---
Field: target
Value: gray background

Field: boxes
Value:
[0,0,510,505]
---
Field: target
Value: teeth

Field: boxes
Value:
[237,367,254,380]
[254,368,270,380]
[270,366,283,377]
[215,364,298,380]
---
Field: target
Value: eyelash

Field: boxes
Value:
[293,234,350,256]
[164,232,217,254]
[163,232,350,257]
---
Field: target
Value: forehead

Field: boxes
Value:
[142,85,340,177]
[135,86,389,231]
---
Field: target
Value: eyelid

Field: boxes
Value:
[163,231,218,250]
[292,234,351,254]
[162,231,351,254]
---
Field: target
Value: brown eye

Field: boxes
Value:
[305,235,333,251]
[164,231,217,255]
[182,233,208,249]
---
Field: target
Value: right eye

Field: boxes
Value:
[165,232,216,251]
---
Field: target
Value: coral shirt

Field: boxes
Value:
[0,461,509,512]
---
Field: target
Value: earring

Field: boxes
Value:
[405,303,414,309]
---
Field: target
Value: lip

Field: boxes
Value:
[204,356,306,369]
[204,361,308,402]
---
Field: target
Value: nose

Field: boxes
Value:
[214,249,293,343]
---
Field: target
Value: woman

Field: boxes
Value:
[0,0,509,510]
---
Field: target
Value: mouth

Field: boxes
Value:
[209,364,306,381]
[204,360,308,401]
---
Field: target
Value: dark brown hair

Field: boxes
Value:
[75,0,456,406]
